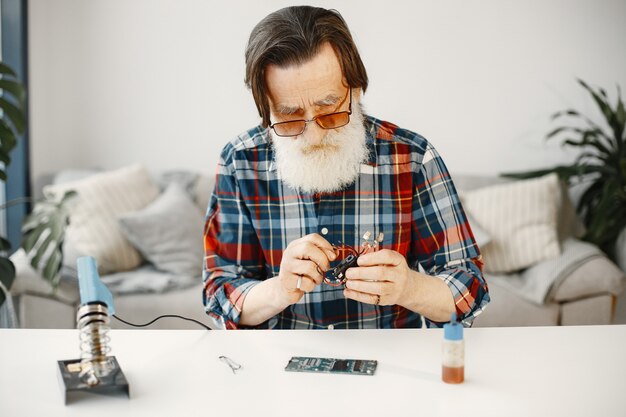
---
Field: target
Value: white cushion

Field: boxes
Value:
[118,183,204,279]
[44,164,159,273]
[461,173,561,273]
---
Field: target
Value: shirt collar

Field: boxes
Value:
[364,117,378,167]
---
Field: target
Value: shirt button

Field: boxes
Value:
[327,324,334,330]
[321,227,329,236]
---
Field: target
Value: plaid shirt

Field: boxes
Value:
[203,115,489,329]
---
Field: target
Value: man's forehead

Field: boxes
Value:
[265,43,346,109]
[271,89,344,107]
[266,74,346,108]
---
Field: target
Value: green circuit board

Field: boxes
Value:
[285,356,377,376]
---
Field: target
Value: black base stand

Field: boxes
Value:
[57,357,130,404]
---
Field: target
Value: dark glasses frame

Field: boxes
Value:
[269,88,352,137]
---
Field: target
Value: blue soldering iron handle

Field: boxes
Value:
[76,256,115,315]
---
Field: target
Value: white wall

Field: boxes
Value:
[28,0,626,184]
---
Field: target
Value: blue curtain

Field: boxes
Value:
[1,0,29,253]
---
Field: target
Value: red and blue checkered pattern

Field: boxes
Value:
[203,115,489,329]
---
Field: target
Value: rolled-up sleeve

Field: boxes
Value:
[202,146,266,329]
[411,144,490,327]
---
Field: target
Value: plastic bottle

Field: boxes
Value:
[442,313,464,384]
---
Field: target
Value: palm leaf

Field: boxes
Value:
[573,152,607,167]
[615,85,626,125]
[616,85,625,133]
[501,164,603,182]
[0,62,17,77]
[560,136,614,166]
[549,124,615,154]
[0,235,14,307]
[563,128,612,152]
[0,257,16,307]
[583,181,626,257]
[577,180,604,223]
[548,109,615,148]
[42,251,63,288]
[0,148,11,166]
[550,109,580,120]
[0,61,26,307]
[0,63,26,150]
[505,80,625,262]
[578,79,623,150]
[0,97,26,134]
[21,191,76,287]
[0,79,26,105]
[0,119,17,151]
[0,69,26,181]
[0,237,11,252]
[616,85,625,159]
[578,79,614,125]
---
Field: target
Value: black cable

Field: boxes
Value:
[112,314,213,331]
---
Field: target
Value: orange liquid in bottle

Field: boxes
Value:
[442,365,464,384]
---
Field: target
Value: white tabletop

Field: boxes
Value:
[1,325,625,417]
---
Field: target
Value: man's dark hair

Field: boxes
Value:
[245,6,368,127]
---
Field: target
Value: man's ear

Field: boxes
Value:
[352,87,363,103]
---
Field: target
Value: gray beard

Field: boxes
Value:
[271,105,369,194]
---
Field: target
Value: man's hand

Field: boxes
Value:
[277,233,336,305]
[343,249,413,307]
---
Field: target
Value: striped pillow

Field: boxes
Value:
[44,164,159,274]
[461,173,561,274]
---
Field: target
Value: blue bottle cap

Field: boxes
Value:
[443,313,463,340]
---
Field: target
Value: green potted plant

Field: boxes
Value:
[0,61,27,308]
[0,62,74,310]
[503,79,625,262]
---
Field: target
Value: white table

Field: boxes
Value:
[1,325,624,416]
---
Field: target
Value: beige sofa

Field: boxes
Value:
[10,169,215,330]
[454,175,625,327]
[10,256,209,330]
[7,171,625,329]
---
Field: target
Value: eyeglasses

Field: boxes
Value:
[269,88,352,137]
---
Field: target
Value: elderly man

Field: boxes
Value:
[203,6,489,329]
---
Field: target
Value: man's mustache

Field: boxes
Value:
[301,142,340,155]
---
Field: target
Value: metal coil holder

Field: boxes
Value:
[76,302,114,386]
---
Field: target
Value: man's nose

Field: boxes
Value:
[302,120,326,145]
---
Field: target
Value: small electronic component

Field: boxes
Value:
[323,253,359,285]
[321,231,384,286]
[285,356,377,376]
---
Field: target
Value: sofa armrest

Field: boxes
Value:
[560,294,615,325]
[9,249,79,305]
[551,256,625,302]
[499,238,622,305]
[17,293,77,328]
[505,238,624,305]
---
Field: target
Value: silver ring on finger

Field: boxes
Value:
[296,275,303,290]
